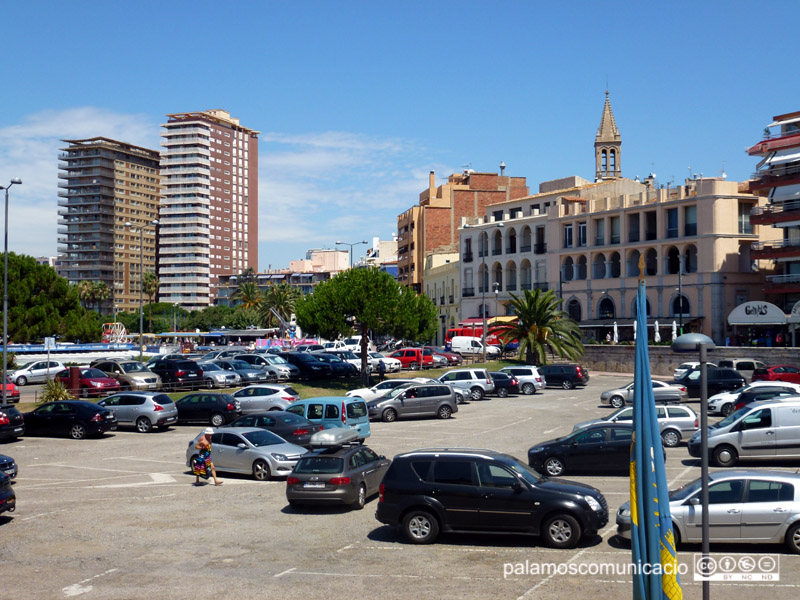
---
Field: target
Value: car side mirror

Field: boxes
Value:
[97,401,106,406]
[237,443,246,449]
[687,497,700,506]
[512,481,524,493]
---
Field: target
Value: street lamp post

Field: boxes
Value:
[678,254,684,335]
[672,332,715,600]
[126,219,158,361]
[335,240,368,269]
[1,178,22,405]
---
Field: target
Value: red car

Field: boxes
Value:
[388,348,434,370]
[751,365,800,385]
[2,376,20,403]
[424,346,462,366]
[56,368,121,398]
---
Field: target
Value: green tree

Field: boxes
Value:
[228,306,263,329]
[236,267,257,285]
[143,271,159,330]
[76,280,93,310]
[260,282,300,330]
[92,281,111,314]
[489,288,584,366]
[183,305,235,331]
[2,253,102,342]
[295,268,437,383]
[232,281,262,309]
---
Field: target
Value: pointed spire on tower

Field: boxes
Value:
[595,91,622,181]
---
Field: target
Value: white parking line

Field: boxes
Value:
[62,568,118,597]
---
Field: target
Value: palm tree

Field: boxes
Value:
[143,272,159,330]
[232,281,262,309]
[92,281,111,314]
[489,288,584,366]
[76,280,94,311]
[260,283,300,330]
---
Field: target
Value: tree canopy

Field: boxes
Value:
[489,288,584,366]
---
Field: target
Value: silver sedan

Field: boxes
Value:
[600,380,688,408]
[185,427,308,481]
[232,385,301,413]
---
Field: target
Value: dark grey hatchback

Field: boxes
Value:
[376,448,608,547]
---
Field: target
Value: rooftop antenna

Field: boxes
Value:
[688,166,694,180]
[499,161,506,175]
[720,160,727,179]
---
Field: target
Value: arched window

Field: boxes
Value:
[685,244,698,273]
[601,150,608,172]
[672,295,690,317]
[609,252,621,278]
[507,228,517,254]
[627,249,641,277]
[593,253,606,279]
[563,257,575,282]
[492,263,503,291]
[631,297,652,317]
[598,297,615,319]
[506,261,517,291]
[520,259,532,290]
[479,263,489,293]
[610,150,616,172]
[645,248,658,276]
[493,230,503,255]
[567,298,582,322]
[520,226,532,252]
[577,256,587,280]
[666,246,680,275]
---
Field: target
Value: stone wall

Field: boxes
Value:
[580,345,799,378]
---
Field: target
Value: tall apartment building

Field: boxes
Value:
[748,110,800,311]
[57,137,162,313]
[159,109,259,310]
[397,169,529,292]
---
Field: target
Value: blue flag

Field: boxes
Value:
[630,277,682,600]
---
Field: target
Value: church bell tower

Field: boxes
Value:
[595,91,622,181]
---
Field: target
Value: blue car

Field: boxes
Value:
[285,397,371,440]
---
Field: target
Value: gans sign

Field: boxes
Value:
[728,301,787,325]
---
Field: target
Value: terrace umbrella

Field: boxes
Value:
[613,321,619,344]
[654,321,661,343]
[633,319,637,340]
[671,320,678,342]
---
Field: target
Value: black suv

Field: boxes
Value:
[375,448,608,547]
[149,359,204,390]
[675,366,746,398]
[175,392,241,426]
[283,352,333,380]
[538,364,589,389]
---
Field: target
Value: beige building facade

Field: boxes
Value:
[423,251,460,345]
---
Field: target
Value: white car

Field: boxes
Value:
[9,360,66,385]
[707,380,800,416]
[358,351,401,373]
[673,361,717,379]
[347,378,437,402]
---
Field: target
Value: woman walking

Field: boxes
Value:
[193,428,222,486]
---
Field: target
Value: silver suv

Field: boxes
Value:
[573,404,699,448]
[98,392,178,433]
[365,382,458,422]
[90,359,162,391]
[498,366,545,395]
[438,368,495,400]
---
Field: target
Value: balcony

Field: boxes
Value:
[520,244,531,253]
[462,287,475,297]
[506,283,517,291]
[505,246,517,254]
[751,239,800,259]
[463,251,473,263]
[750,163,800,191]
[439,296,445,305]
[751,198,800,225]
[764,273,800,294]
[534,242,547,254]
[448,295,454,304]
[492,248,502,256]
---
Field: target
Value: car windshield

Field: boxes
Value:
[229,360,251,370]
[713,406,751,429]
[369,352,384,359]
[202,363,223,371]
[506,457,542,485]
[294,456,344,474]
[267,356,288,365]
[242,429,285,447]
[82,368,107,378]
[296,354,321,363]
[121,362,148,373]
[669,478,702,501]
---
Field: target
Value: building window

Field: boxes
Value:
[666,208,678,238]
[610,216,620,244]
[594,219,605,246]
[577,222,587,247]
[684,205,697,236]
[738,202,753,234]
[598,297,615,319]
[493,210,503,222]
[563,224,573,248]
[628,213,640,243]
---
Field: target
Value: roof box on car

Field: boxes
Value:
[309,427,359,448]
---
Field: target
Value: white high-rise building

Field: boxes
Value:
[159,109,259,309]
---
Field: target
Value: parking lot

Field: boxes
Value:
[3,373,800,599]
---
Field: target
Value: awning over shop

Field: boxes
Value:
[788,300,800,324]
[488,316,517,324]
[727,301,787,326]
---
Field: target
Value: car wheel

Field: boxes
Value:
[252,459,271,481]
[713,445,738,467]
[382,408,397,423]
[470,386,484,401]
[80,387,90,398]
[69,423,87,440]
[353,484,366,510]
[205,378,215,389]
[543,513,581,549]
[661,429,680,448]
[720,403,734,417]
[497,387,509,398]
[437,405,452,419]
[610,395,625,409]
[136,417,153,434]
[210,412,225,427]
[410,362,420,371]
[562,379,574,390]
[522,382,535,395]
[402,510,439,544]
[544,456,565,476]
[786,522,800,554]
[15,375,27,386]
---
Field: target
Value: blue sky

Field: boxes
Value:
[1,1,797,270]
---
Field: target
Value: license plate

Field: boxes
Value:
[13,427,22,433]
[187,373,197,377]
[303,482,324,489]
[3,469,13,476]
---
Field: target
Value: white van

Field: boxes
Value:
[688,398,800,466]
[450,336,501,357]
